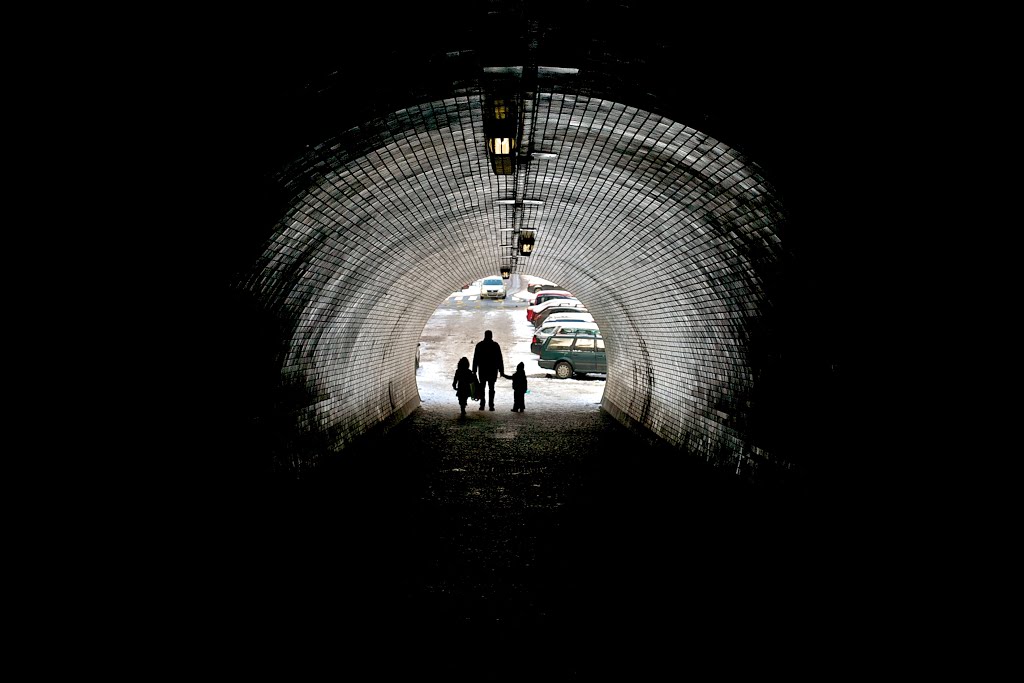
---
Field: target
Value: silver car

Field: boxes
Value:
[544,311,595,326]
[479,277,507,299]
[531,321,600,355]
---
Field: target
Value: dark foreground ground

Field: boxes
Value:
[175,403,868,677]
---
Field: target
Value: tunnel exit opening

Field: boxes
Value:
[414,274,606,414]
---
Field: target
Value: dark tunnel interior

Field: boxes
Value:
[163,2,877,498]
[127,1,910,670]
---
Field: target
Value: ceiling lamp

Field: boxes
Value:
[484,96,518,176]
[494,199,544,207]
[519,230,535,256]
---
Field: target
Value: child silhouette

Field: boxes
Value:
[452,356,477,416]
[501,361,528,412]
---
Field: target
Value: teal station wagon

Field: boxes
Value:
[537,325,607,378]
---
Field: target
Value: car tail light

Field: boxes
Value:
[532,335,537,344]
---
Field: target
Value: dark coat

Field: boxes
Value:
[509,369,527,393]
[472,338,504,380]
[452,366,476,399]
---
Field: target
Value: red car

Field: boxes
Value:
[526,297,583,323]
[528,289,573,306]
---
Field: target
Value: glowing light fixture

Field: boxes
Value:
[494,199,544,207]
[487,137,516,154]
[519,230,535,256]
[485,96,518,176]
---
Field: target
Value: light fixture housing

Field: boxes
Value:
[488,136,516,174]
[494,199,544,207]
[484,95,518,176]
[519,230,536,256]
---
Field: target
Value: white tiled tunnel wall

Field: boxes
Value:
[240,91,786,474]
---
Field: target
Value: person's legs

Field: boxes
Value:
[487,377,496,409]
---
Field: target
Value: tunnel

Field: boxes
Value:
[199,5,848,488]
[165,1,872,668]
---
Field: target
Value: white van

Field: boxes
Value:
[479,276,507,299]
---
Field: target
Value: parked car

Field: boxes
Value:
[543,311,595,326]
[479,276,507,299]
[533,302,589,327]
[527,280,562,294]
[529,289,573,306]
[537,326,607,378]
[526,296,583,323]
[531,321,601,355]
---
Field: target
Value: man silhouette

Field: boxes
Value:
[472,329,505,411]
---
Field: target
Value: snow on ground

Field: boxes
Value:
[416,278,605,412]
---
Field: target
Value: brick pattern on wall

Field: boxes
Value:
[241,91,786,474]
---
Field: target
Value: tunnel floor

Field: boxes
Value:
[185,400,856,673]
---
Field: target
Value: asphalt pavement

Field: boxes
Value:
[177,277,856,675]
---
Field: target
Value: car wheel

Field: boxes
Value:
[554,361,573,379]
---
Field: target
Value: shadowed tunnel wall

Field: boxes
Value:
[204,4,848,484]
[238,94,788,476]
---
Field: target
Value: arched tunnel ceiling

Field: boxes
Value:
[200,2,854,480]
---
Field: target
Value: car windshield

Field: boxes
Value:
[483,278,503,285]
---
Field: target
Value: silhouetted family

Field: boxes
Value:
[452,329,527,415]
